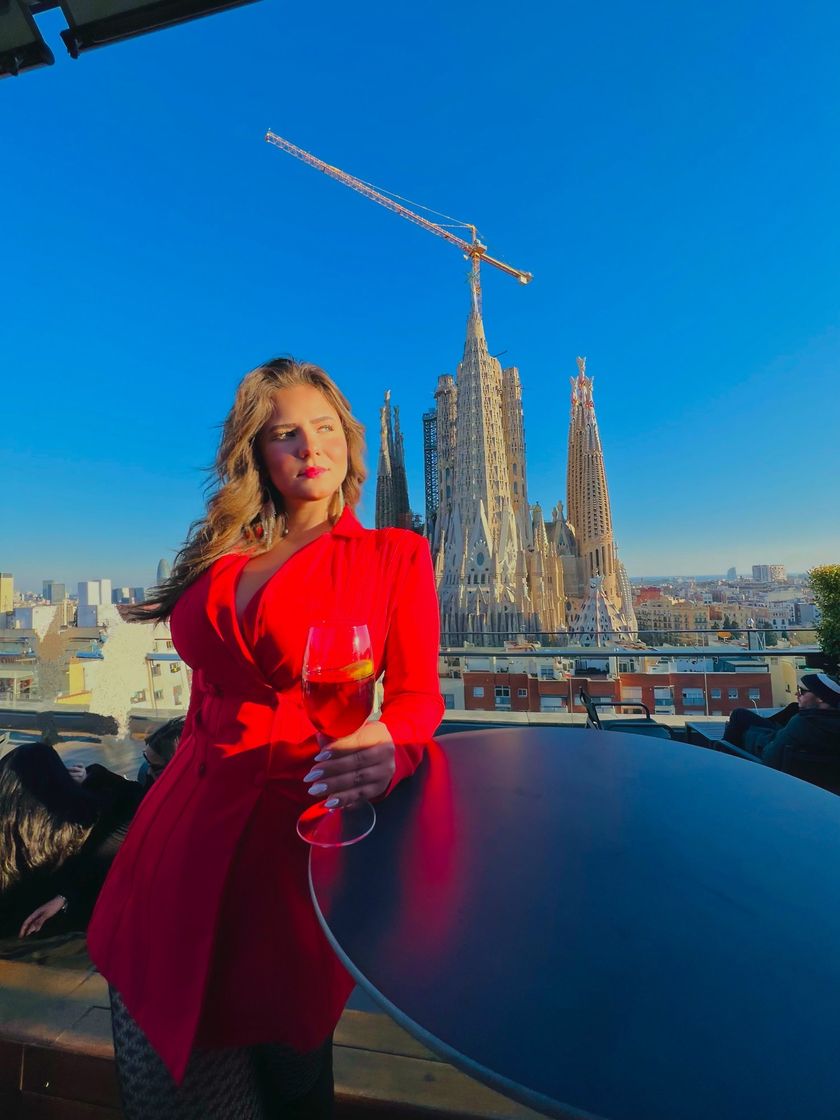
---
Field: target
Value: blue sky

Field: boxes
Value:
[3,0,839,589]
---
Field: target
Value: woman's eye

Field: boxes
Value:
[273,429,295,441]
[318,423,335,432]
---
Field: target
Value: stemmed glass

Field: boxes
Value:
[297,622,377,847]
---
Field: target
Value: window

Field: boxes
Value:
[130,689,146,704]
[517,688,528,697]
[495,686,511,710]
[748,688,761,700]
[472,686,485,698]
[728,688,739,700]
[592,695,615,708]
[153,689,164,701]
[169,662,181,674]
[622,687,643,701]
[711,688,721,699]
[443,693,456,709]
[151,663,161,677]
[540,696,567,712]
[682,688,704,707]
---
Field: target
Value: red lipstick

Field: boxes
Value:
[300,466,327,478]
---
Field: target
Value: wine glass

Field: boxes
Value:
[297,621,377,847]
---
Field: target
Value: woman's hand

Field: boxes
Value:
[304,722,396,808]
[67,764,87,784]
[19,896,66,938]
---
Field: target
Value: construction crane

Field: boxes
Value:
[264,130,532,312]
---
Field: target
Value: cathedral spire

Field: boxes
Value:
[375,390,412,530]
[436,289,530,641]
[565,357,632,630]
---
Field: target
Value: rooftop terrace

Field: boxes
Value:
[1,647,835,1118]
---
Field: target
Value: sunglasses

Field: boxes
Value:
[142,749,167,775]
[796,687,811,697]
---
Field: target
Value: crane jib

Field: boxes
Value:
[264,130,533,286]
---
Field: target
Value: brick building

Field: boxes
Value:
[463,668,773,718]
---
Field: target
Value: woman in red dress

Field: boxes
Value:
[87,358,444,1118]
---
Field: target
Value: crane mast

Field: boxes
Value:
[264,130,532,312]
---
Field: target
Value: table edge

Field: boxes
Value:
[308,854,604,1120]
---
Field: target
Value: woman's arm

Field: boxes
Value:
[303,536,444,809]
[19,894,68,938]
[34,809,136,929]
[377,536,444,790]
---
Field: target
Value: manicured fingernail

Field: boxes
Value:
[303,769,324,782]
[325,798,340,808]
[308,782,328,796]
[314,750,332,762]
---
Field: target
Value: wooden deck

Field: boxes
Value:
[0,735,549,1116]
[0,954,546,1119]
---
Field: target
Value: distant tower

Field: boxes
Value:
[566,358,623,608]
[0,573,13,614]
[435,288,534,641]
[43,580,66,604]
[375,390,411,529]
[422,409,439,537]
[156,559,171,585]
[392,405,410,526]
[616,559,638,634]
[500,366,531,543]
[432,374,457,551]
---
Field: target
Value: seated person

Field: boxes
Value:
[0,718,183,939]
[135,716,182,790]
[723,673,840,768]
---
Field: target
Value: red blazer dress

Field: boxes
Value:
[87,509,444,1082]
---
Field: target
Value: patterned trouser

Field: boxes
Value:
[109,988,334,1120]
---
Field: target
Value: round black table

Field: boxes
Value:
[309,727,840,1120]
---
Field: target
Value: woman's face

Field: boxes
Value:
[257,384,348,512]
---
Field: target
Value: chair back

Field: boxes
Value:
[782,749,840,795]
[579,689,603,730]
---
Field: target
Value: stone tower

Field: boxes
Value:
[564,357,635,640]
[566,357,620,602]
[375,390,412,530]
[435,293,538,642]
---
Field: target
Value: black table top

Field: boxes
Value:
[310,727,840,1120]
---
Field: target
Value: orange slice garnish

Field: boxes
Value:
[339,658,374,681]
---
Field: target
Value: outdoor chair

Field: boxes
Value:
[579,688,672,739]
[694,735,840,795]
[779,747,840,795]
[702,737,762,763]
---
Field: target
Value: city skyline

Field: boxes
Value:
[4,3,839,584]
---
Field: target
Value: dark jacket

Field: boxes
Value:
[745,708,840,770]
[52,765,145,923]
[0,763,145,938]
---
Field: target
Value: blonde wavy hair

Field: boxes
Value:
[125,357,366,623]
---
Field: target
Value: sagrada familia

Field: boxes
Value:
[375,290,637,645]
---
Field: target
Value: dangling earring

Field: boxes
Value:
[251,491,278,548]
[333,486,345,521]
[262,493,278,548]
